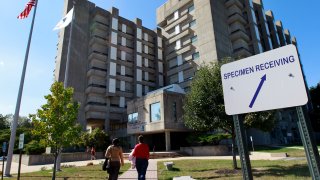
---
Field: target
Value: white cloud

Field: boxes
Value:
[0,61,4,66]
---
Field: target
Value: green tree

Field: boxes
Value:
[80,128,109,151]
[30,82,82,180]
[184,60,276,169]
[309,83,320,131]
[0,114,10,130]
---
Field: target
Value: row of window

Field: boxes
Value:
[128,102,161,123]
[128,100,180,125]
[173,4,194,21]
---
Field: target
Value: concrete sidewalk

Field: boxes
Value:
[118,159,158,180]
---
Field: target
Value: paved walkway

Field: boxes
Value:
[119,159,158,180]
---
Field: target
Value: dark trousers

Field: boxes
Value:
[136,158,149,180]
[108,161,121,180]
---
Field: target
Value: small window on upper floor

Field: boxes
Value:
[174,10,179,20]
[189,20,196,28]
[192,52,200,60]
[191,35,198,43]
[188,5,195,13]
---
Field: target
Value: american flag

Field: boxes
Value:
[17,0,36,19]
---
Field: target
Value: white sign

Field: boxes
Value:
[221,44,308,115]
[18,133,24,149]
[2,142,6,152]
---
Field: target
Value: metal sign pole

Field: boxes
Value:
[17,150,22,180]
[1,142,6,180]
[233,115,253,180]
[296,106,320,179]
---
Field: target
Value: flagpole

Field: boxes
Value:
[5,0,38,176]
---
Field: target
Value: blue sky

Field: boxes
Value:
[0,0,319,116]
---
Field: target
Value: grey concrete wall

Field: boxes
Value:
[180,145,229,156]
[12,152,104,165]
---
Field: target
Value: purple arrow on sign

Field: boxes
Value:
[249,74,266,108]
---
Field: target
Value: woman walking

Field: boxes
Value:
[132,135,150,180]
[105,138,124,180]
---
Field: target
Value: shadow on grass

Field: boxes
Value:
[169,167,181,171]
[253,164,310,178]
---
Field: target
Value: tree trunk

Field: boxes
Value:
[52,152,58,180]
[232,134,238,169]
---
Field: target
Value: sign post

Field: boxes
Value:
[221,44,319,179]
[17,133,24,180]
[296,106,320,179]
[1,142,6,180]
[250,136,254,151]
[233,115,253,180]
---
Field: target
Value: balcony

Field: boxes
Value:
[87,68,107,78]
[164,13,191,32]
[166,45,192,60]
[167,29,192,45]
[227,13,247,25]
[230,29,250,42]
[85,111,106,120]
[225,0,244,9]
[85,86,106,95]
[85,104,106,112]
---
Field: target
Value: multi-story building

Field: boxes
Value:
[157,0,299,92]
[155,0,302,145]
[55,0,304,148]
[55,0,165,139]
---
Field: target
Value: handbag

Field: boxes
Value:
[102,158,110,171]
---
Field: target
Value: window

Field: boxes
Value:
[110,47,117,60]
[191,35,198,43]
[174,11,179,20]
[178,71,184,83]
[150,102,161,122]
[176,55,183,66]
[137,41,142,53]
[112,18,118,30]
[175,25,180,35]
[188,5,194,13]
[175,40,181,50]
[173,102,177,122]
[111,32,117,44]
[137,28,142,39]
[122,24,127,33]
[189,20,196,28]
[128,112,138,123]
[192,52,200,60]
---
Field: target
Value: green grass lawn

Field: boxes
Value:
[4,163,130,180]
[158,159,310,180]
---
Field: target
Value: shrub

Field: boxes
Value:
[187,133,231,145]
[25,140,46,155]
[61,164,75,168]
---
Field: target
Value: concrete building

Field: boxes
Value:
[127,84,189,150]
[156,0,302,145]
[55,0,304,148]
[55,0,165,139]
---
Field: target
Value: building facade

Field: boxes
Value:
[156,0,301,145]
[55,0,303,147]
[127,84,189,150]
[55,0,165,138]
